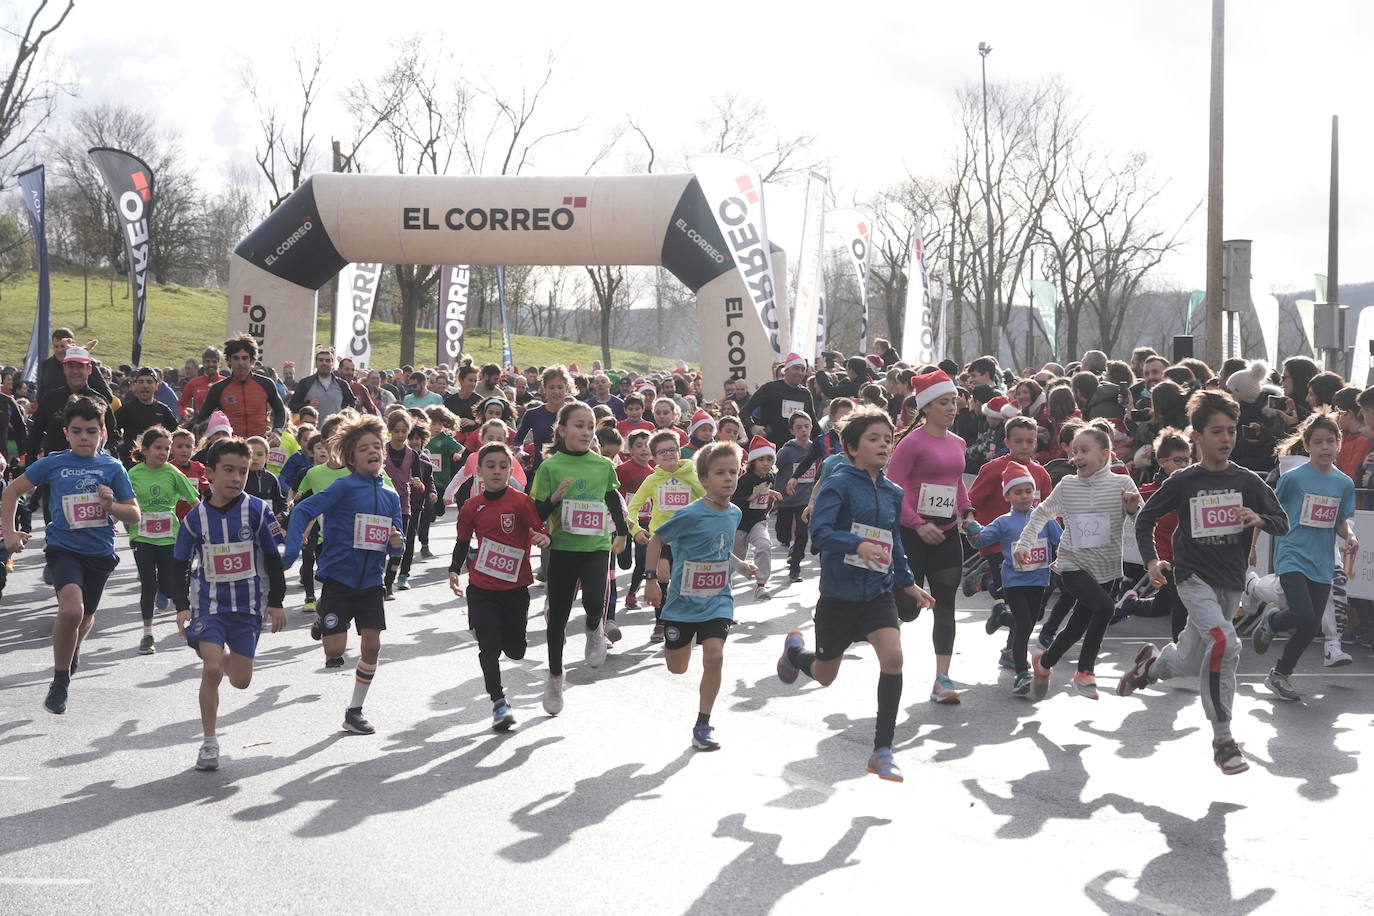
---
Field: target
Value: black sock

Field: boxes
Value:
[874,672,902,750]
[53,668,71,686]
[787,644,815,678]
[695,711,709,727]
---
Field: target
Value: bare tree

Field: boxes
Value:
[0,0,73,189]
[245,46,327,211]
[696,93,818,184]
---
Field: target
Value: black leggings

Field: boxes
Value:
[775,505,809,571]
[131,542,175,623]
[1274,572,1332,677]
[416,499,435,549]
[300,536,318,601]
[386,513,414,585]
[468,585,530,702]
[1003,585,1044,674]
[544,549,610,675]
[1042,580,1076,635]
[1042,570,1115,673]
[895,526,962,655]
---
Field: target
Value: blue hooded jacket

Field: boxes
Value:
[811,461,915,600]
[283,470,402,589]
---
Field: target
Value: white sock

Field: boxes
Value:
[142,623,153,637]
[202,734,218,746]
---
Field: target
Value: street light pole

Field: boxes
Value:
[1203,0,1225,368]
[978,41,995,360]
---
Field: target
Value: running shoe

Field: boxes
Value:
[325,656,344,669]
[396,574,410,591]
[930,673,960,704]
[343,707,376,735]
[1116,643,1158,697]
[754,585,771,601]
[420,545,435,560]
[384,586,396,602]
[154,592,169,612]
[492,699,515,731]
[542,674,564,716]
[789,567,803,583]
[195,741,220,771]
[623,593,639,610]
[1037,629,1055,651]
[44,680,68,715]
[866,746,903,782]
[961,557,989,597]
[777,630,805,684]
[1212,738,1249,775]
[1323,641,1353,667]
[302,599,317,614]
[1252,606,1278,655]
[138,634,156,655]
[310,618,322,641]
[984,600,1009,635]
[650,623,665,643]
[605,618,622,643]
[1072,671,1099,700]
[1264,668,1301,701]
[1110,591,1139,626]
[585,629,607,668]
[1031,652,1052,701]
[692,723,721,751]
[998,646,1015,670]
[1012,672,1033,696]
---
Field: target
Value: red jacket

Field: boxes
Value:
[969,454,1053,557]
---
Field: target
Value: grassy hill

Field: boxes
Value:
[0,268,684,374]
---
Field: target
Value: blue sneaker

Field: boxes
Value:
[985,599,1010,635]
[492,699,515,731]
[866,746,903,782]
[777,630,805,684]
[998,647,1015,670]
[1253,607,1278,655]
[692,723,720,751]
[930,673,960,704]
[396,574,410,591]
[155,592,169,612]
[1037,629,1055,651]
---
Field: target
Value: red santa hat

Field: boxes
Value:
[568,362,580,374]
[747,435,776,463]
[865,354,884,372]
[1001,460,1035,495]
[205,410,233,439]
[912,370,957,410]
[982,396,1021,421]
[687,408,715,436]
[782,352,807,372]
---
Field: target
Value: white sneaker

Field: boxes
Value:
[585,629,607,668]
[1323,640,1353,667]
[542,674,564,715]
[604,618,622,643]
[754,585,770,601]
[195,740,220,771]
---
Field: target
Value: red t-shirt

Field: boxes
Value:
[615,459,656,520]
[178,375,214,417]
[968,453,1053,557]
[616,418,655,439]
[455,486,546,591]
[172,459,208,518]
[1336,433,1370,479]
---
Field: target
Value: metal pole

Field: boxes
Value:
[1203,0,1225,370]
[1328,114,1339,307]
[979,42,995,359]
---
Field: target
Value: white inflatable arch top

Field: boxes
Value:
[226,172,788,391]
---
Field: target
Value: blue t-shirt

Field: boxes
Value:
[655,497,742,624]
[976,506,1063,588]
[1273,462,1354,584]
[25,450,135,556]
[816,452,851,488]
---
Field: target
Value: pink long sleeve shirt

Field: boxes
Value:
[887,426,972,531]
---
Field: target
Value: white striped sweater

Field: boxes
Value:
[1014,465,1140,583]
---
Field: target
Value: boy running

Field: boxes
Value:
[173,438,288,770]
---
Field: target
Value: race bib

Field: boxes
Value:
[475,539,526,583]
[656,482,692,512]
[423,449,443,471]
[62,492,107,529]
[353,512,392,551]
[748,487,772,510]
[680,560,729,597]
[204,541,255,583]
[1300,493,1340,529]
[843,523,893,573]
[561,499,607,536]
[1017,538,1050,571]
[780,399,805,418]
[1070,513,1111,549]
[638,497,653,521]
[796,464,819,484]
[267,448,288,468]
[140,511,174,537]
[1189,492,1243,537]
[917,483,957,517]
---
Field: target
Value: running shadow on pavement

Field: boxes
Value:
[962,722,1106,839]
[1084,797,1274,914]
[768,713,874,809]
[680,814,891,916]
[500,749,694,863]
[234,727,563,836]
[894,683,1041,764]
[1076,685,1200,758]
[1245,687,1360,800]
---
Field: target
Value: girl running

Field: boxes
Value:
[127,426,201,654]
[382,411,424,597]
[732,436,783,600]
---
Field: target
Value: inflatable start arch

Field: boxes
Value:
[226,173,789,392]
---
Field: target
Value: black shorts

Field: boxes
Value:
[318,578,387,636]
[45,547,119,613]
[466,584,531,631]
[813,592,900,661]
[661,617,731,650]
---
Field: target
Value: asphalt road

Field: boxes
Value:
[1,518,1372,915]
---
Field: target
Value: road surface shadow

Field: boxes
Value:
[680,814,891,916]
[1076,685,1200,758]
[962,721,1106,838]
[1244,686,1361,800]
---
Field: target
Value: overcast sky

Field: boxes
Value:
[22,0,1374,295]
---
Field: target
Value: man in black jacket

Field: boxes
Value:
[287,348,357,421]
[741,353,817,446]
[34,328,112,405]
[28,347,119,460]
[115,367,178,463]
